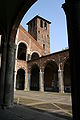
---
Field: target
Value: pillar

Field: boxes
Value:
[24,70,28,91]
[26,49,28,61]
[27,72,31,91]
[40,68,44,92]
[63,0,80,119]
[14,71,17,91]
[0,36,7,106]
[27,54,31,61]
[14,45,17,91]
[3,41,16,107]
[58,70,64,93]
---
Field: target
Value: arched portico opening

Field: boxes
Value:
[31,52,39,60]
[16,69,25,90]
[17,43,27,61]
[44,61,59,92]
[30,64,40,91]
[64,58,71,93]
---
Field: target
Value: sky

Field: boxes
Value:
[21,0,68,53]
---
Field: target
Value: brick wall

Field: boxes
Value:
[18,25,44,56]
[28,49,69,73]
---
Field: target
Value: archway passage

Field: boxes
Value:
[64,59,71,93]
[30,64,40,91]
[16,69,25,90]
[44,61,59,92]
[31,52,39,60]
[17,43,27,61]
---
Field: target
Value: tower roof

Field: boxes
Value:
[27,15,51,25]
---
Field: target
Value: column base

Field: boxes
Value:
[1,103,14,109]
[24,89,29,92]
[40,90,44,92]
[59,91,64,94]
[14,89,16,92]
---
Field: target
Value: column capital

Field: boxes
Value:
[40,67,44,73]
[58,63,63,71]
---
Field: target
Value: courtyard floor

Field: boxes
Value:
[13,91,72,120]
[0,91,72,120]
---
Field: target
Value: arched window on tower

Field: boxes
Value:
[40,19,43,28]
[44,21,47,30]
[17,43,27,61]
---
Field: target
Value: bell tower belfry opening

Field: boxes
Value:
[27,15,51,55]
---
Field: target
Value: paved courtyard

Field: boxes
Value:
[14,91,72,119]
[0,104,72,120]
[0,91,72,120]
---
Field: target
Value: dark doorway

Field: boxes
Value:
[16,69,25,90]
[44,61,59,92]
[64,59,71,93]
[30,64,40,91]
[31,52,39,60]
[17,43,27,61]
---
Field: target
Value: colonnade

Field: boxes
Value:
[27,65,66,93]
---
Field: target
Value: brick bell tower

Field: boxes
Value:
[27,15,51,55]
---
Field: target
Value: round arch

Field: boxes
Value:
[16,68,25,90]
[9,0,37,43]
[17,66,26,73]
[17,42,27,61]
[31,51,41,57]
[43,59,58,70]
[30,64,40,91]
[31,52,40,60]
[44,60,59,92]
[17,41,28,48]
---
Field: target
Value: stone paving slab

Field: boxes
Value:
[14,96,72,117]
[14,97,41,104]
[14,91,72,105]
[0,104,72,120]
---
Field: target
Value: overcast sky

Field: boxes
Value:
[21,0,68,53]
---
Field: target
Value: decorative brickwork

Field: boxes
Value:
[28,49,69,72]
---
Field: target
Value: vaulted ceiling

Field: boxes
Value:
[0,0,37,34]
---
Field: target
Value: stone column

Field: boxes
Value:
[62,1,80,119]
[3,41,16,107]
[14,71,17,91]
[14,45,17,91]
[26,49,28,61]
[58,70,64,93]
[24,70,28,91]
[40,68,44,92]
[27,72,31,91]
[27,54,31,61]
[0,36,7,106]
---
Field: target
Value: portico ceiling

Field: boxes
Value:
[0,0,37,33]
